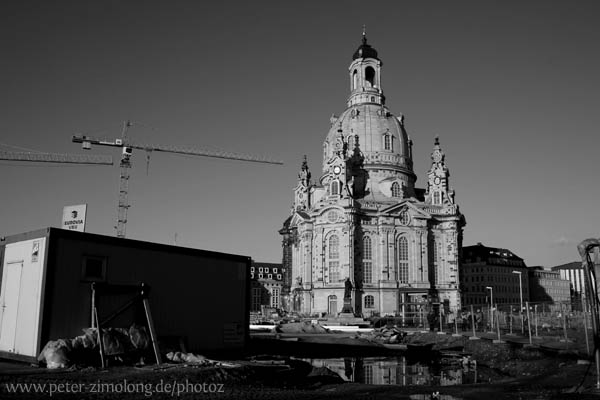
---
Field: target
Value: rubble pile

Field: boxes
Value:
[271,321,331,334]
[355,325,408,344]
[37,324,150,369]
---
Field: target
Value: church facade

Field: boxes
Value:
[280,34,465,318]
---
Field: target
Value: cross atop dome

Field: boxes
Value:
[353,26,379,61]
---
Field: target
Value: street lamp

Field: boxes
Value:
[512,270,524,334]
[486,286,494,330]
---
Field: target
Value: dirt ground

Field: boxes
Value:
[2,332,600,399]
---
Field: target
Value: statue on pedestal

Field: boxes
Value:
[341,277,354,314]
[344,277,353,299]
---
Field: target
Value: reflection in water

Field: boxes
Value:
[300,356,477,386]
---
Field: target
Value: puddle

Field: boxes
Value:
[298,356,478,386]
[409,395,463,400]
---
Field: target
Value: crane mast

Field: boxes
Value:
[73,122,283,238]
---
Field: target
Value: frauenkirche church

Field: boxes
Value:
[280,33,465,318]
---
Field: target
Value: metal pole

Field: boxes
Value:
[562,302,569,345]
[455,310,459,335]
[519,273,524,334]
[581,293,591,356]
[496,310,502,341]
[526,301,532,345]
[534,304,539,338]
[470,305,478,339]
[581,247,600,389]
[439,305,443,333]
[583,292,591,356]
[491,289,494,329]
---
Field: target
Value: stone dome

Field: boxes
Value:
[323,104,413,175]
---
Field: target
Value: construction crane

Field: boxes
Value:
[73,121,283,238]
[0,150,113,165]
[578,238,600,388]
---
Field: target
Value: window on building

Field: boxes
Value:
[268,274,272,279]
[259,267,263,273]
[398,236,409,283]
[259,274,263,279]
[384,134,392,151]
[329,262,340,283]
[365,295,375,308]
[252,287,262,312]
[391,182,402,197]
[433,191,441,205]
[81,256,107,282]
[273,268,278,273]
[328,234,340,283]
[363,236,372,283]
[251,273,254,279]
[399,210,410,225]
[271,288,280,308]
[251,267,255,272]
[365,66,375,87]
[277,274,282,280]
[364,365,374,384]
[429,237,441,284]
[331,180,340,196]
[353,69,358,90]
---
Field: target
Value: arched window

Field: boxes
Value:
[397,236,409,283]
[330,180,340,196]
[364,295,375,308]
[328,235,339,259]
[363,236,372,283]
[365,66,375,87]
[384,133,392,151]
[328,234,340,283]
[429,237,441,284]
[391,182,402,197]
[347,135,354,149]
[352,69,358,90]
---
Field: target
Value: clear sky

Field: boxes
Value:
[1,1,598,268]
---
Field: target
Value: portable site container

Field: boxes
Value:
[0,228,250,362]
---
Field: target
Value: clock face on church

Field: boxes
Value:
[434,177,441,185]
[333,166,341,175]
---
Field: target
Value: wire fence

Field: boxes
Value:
[370,300,593,354]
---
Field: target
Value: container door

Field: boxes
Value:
[0,261,23,352]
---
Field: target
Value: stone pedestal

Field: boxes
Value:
[341,297,354,314]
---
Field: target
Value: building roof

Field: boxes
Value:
[352,34,379,61]
[0,227,252,263]
[252,261,283,269]
[462,242,526,267]
[551,261,583,271]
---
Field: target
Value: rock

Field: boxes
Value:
[38,339,72,369]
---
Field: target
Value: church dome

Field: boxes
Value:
[352,40,379,61]
[323,104,413,177]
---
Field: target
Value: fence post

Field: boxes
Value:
[469,305,479,340]
[583,293,591,356]
[526,301,532,345]
[560,302,569,345]
[534,304,539,338]
[453,308,461,337]
[493,311,504,343]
